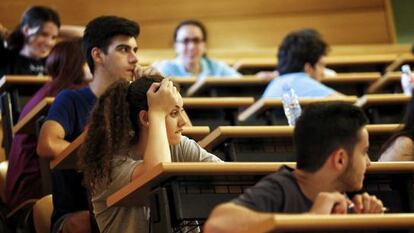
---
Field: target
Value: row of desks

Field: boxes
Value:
[139,51,414,74]
[105,162,414,232]
[13,94,410,138]
[0,72,408,99]
[48,124,400,170]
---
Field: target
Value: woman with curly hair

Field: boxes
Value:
[79,75,221,233]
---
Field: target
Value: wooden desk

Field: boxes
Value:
[183,97,255,128]
[385,53,414,73]
[106,162,414,233]
[237,96,357,123]
[241,213,414,233]
[367,71,402,94]
[172,76,272,98]
[235,54,399,73]
[0,76,51,156]
[171,73,381,97]
[321,72,381,96]
[50,126,211,170]
[355,94,410,124]
[0,75,50,92]
[198,124,399,162]
[356,93,410,108]
[12,97,54,135]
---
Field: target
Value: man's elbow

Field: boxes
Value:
[204,204,230,233]
[204,216,224,233]
[36,138,56,159]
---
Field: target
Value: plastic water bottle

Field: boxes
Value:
[281,86,302,126]
[401,64,413,96]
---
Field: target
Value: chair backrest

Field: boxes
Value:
[0,161,8,202]
[32,195,52,233]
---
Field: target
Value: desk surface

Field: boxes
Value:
[321,72,381,84]
[0,75,51,91]
[171,72,381,86]
[238,96,358,122]
[355,93,410,107]
[183,97,255,108]
[13,97,54,134]
[107,161,414,207]
[198,124,400,150]
[241,213,414,233]
[367,71,402,93]
[235,54,399,69]
[50,126,211,170]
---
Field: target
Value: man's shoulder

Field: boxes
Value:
[55,87,92,101]
[261,166,299,189]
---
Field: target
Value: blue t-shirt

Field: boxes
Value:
[262,72,335,98]
[46,87,97,226]
[153,57,241,78]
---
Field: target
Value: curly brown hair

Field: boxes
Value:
[79,74,164,193]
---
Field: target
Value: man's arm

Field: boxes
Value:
[204,202,273,233]
[37,120,70,159]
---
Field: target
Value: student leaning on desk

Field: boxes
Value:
[204,102,384,233]
[78,75,221,233]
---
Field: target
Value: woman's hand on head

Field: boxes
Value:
[135,65,161,80]
[147,79,179,116]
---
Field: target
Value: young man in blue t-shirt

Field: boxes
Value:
[204,103,385,233]
[37,16,141,233]
[262,29,343,98]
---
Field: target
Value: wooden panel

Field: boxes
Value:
[140,8,392,48]
[0,0,394,49]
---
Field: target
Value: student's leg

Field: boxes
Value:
[52,210,91,233]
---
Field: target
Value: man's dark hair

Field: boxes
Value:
[294,102,368,172]
[82,16,140,74]
[277,28,328,75]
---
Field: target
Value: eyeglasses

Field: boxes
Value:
[176,37,205,45]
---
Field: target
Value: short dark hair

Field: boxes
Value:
[173,19,207,42]
[277,28,328,75]
[7,5,60,51]
[82,16,140,74]
[294,102,368,172]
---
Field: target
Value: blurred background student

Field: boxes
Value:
[153,19,240,78]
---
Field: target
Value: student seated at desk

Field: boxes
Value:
[152,20,241,78]
[204,103,384,233]
[0,6,60,77]
[262,28,343,98]
[378,94,414,161]
[5,39,89,210]
[37,16,141,233]
[79,75,221,233]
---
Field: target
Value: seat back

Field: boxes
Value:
[0,161,8,202]
[32,195,53,233]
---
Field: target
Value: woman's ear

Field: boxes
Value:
[138,110,149,128]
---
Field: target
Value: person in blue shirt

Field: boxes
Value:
[153,19,241,78]
[37,16,143,233]
[262,28,343,98]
